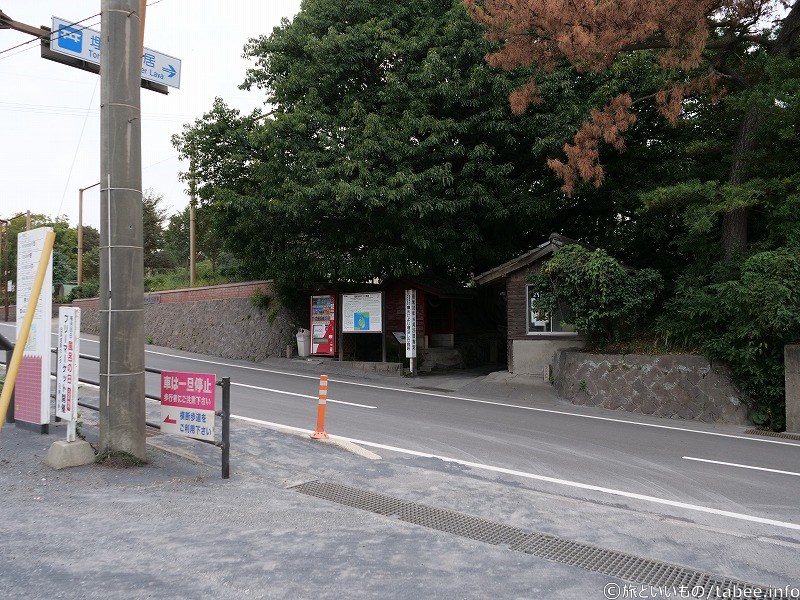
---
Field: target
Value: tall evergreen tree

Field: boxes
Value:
[173,0,584,286]
[467,0,800,259]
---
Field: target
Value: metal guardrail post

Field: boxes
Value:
[220,377,230,479]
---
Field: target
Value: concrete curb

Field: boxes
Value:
[315,437,382,460]
[230,415,382,460]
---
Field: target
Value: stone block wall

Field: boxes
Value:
[553,351,750,425]
[73,281,299,362]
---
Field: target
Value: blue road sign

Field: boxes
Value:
[50,16,181,89]
[56,25,83,53]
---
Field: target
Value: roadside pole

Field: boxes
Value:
[189,162,197,286]
[98,0,146,459]
[406,289,417,376]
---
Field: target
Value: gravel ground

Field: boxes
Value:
[1,381,797,599]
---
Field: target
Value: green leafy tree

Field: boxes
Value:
[468,0,800,260]
[173,0,602,286]
[529,244,662,345]
[659,248,800,431]
[164,208,190,269]
[5,214,80,290]
[80,225,101,283]
[142,190,174,272]
[649,177,800,429]
[164,205,225,273]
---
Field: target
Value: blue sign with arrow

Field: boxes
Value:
[50,16,182,90]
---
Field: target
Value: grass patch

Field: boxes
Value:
[144,260,233,292]
[95,450,149,468]
[586,336,700,356]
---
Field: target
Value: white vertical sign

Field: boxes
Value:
[405,289,417,359]
[16,228,53,427]
[56,307,81,441]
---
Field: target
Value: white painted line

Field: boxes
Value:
[231,414,800,532]
[683,456,800,478]
[136,350,800,448]
[231,382,376,409]
[33,332,795,448]
[145,350,324,379]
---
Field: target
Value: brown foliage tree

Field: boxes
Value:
[466,0,800,259]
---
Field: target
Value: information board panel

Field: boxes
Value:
[160,371,216,441]
[15,228,53,427]
[341,293,383,333]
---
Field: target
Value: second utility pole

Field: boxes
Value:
[99,0,146,460]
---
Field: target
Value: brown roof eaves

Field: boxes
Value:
[474,233,587,285]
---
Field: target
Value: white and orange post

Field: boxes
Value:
[310,375,330,439]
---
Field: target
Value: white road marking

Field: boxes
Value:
[124,349,800,448]
[683,456,800,478]
[231,414,800,533]
[145,349,326,379]
[8,325,794,447]
[231,382,376,409]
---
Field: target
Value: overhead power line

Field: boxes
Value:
[0,101,194,122]
[0,13,101,57]
[0,0,169,60]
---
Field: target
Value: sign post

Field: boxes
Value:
[405,289,417,375]
[160,371,216,441]
[56,307,81,442]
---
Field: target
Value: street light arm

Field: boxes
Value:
[77,182,100,286]
[79,181,101,193]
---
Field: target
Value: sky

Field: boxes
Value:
[0,0,302,229]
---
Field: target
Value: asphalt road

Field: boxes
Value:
[2,322,799,538]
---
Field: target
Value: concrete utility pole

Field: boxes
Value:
[99,0,146,459]
[189,159,197,286]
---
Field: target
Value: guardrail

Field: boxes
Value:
[1,345,231,479]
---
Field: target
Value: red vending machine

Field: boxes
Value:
[310,294,336,356]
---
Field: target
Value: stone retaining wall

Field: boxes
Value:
[74,281,299,362]
[553,351,749,425]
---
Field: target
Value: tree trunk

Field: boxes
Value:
[721,1,799,261]
[722,104,763,261]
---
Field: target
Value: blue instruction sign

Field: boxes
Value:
[50,16,181,89]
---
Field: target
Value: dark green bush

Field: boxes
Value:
[68,282,100,301]
[659,248,800,430]
[529,244,662,346]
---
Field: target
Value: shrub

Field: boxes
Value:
[659,248,800,430]
[68,282,100,301]
[529,244,662,346]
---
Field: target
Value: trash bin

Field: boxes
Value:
[296,328,311,357]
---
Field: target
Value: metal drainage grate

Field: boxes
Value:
[291,480,783,598]
[744,428,800,442]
